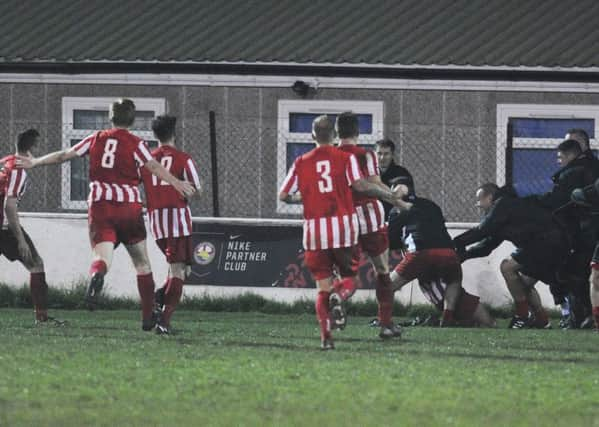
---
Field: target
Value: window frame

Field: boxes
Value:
[496,103,599,186]
[276,100,384,214]
[61,97,165,209]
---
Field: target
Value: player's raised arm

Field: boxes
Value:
[17,133,96,169]
[144,158,195,198]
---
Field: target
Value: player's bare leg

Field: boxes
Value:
[19,246,60,325]
[522,275,550,328]
[590,269,599,330]
[472,304,497,327]
[371,250,401,338]
[316,277,335,350]
[440,281,461,327]
[500,257,539,328]
[125,240,157,330]
[85,242,114,310]
[157,262,186,334]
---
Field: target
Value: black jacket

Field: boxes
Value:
[454,187,567,261]
[535,155,597,211]
[388,197,454,252]
[380,162,413,220]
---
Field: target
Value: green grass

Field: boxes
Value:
[1,309,598,427]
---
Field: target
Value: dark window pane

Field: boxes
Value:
[289,113,373,134]
[286,142,315,170]
[73,109,155,131]
[511,118,594,138]
[147,140,159,150]
[512,149,559,196]
[70,139,89,201]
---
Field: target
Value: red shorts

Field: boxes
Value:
[304,246,359,280]
[358,228,389,258]
[156,236,193,264]
[395,248,462,284]
[88,201,146,247]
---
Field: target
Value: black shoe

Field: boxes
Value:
[329,293,346,330]
[320,338,335,350]
[155,323,171,335]
[369,318,381,327]
[155,287,165,308]
[35,316,67,327]
[379,323,402,339]
[509,314,532,329]
[559,315,572,329]
[85,273,104,310]
[579,315,595,330]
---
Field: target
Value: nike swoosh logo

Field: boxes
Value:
[230,234,242,239]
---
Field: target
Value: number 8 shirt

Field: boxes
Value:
[280,145,363,250]
[72,128,154,246]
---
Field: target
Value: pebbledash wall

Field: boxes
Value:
[2,75,599,222]
[0,214,557,309]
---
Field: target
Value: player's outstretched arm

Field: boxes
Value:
[4,197,32,265]
[353,178,411,209]
[144,159,195,198]
[16,148,79,169]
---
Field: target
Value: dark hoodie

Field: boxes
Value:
[454,186,568,261]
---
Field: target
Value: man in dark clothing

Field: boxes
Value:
[375,139,414,221]
[534,139,598,328]
[565,128,599,177]
[454,183,570,329]
[387,179,495,327]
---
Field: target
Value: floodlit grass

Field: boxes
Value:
[0,309,598,427]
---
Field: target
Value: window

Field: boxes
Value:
[277,100,384,214]
[496,104,599,196]
[61,97,165,209]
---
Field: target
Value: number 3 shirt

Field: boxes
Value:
[140,145,201,240]
[72,128,153,204]
[280,145,363,250]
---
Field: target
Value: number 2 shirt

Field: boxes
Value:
[140,145,201,239]
[72,128,153,204]
[280,145,363,250]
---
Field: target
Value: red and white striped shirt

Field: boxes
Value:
[72,129,153,204]
[338,144,386,235]
[148,206,193,239]
[0,155,28,228]
[141,145,201,239]
[280,145,363,250]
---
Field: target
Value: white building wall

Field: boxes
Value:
[0,214,557,308]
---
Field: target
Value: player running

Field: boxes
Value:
[0,129,64,325]
[140,115,201,334]
[335,112,401,339]
[18,99,195,331]
[279,115,402,350]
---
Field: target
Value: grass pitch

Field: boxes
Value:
[0,309,598,427]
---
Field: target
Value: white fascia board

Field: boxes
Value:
[2,73,599,93]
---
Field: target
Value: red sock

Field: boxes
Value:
[376,273,393,326]
[593,306,599,329]
[30,272,48,321]
[515,300,529,318]
[137,273,155,321]
[316,291,331,341]
[442,309,455,322]
[162,277,184,326]
[335,277,356,301]
[89,260,107,276]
